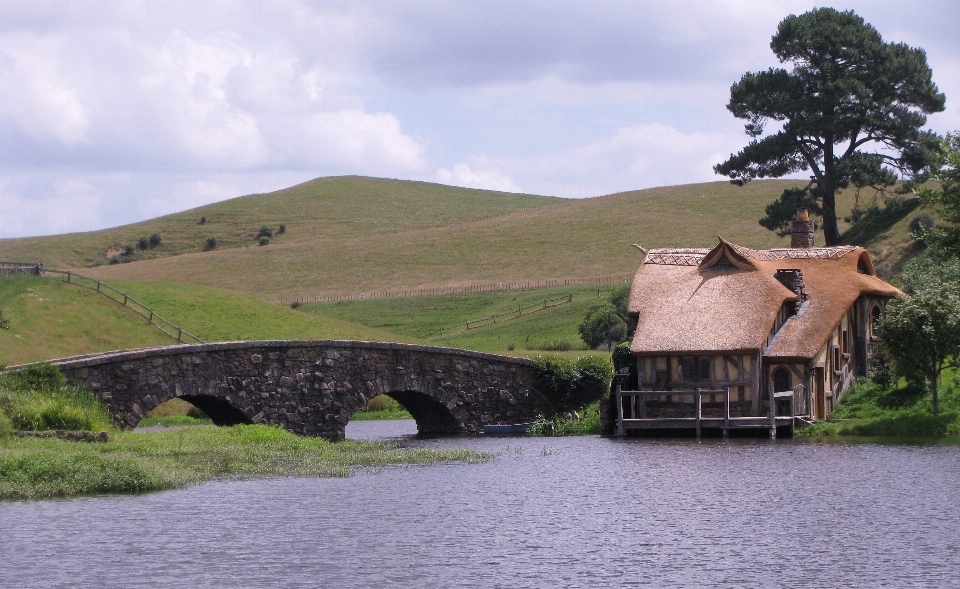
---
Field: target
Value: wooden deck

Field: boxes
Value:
[615,386,799,439]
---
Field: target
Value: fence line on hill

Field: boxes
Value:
[456,293,573,334]
[0,261,205,345]
[274,275,632,306]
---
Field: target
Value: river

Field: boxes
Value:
[1,420,958,588]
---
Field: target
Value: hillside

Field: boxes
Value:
[0,176,559,268]
[0,276,397,366]
[1,176,936,301]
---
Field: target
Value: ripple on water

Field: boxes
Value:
[1,423,958,588]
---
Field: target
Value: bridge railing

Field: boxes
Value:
[6,266,205,345]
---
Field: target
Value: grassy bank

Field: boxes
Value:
[0,425,491,501]
[798,373,960,437]
[0,366,488,500]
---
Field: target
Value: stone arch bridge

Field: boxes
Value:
[46,341,550,441]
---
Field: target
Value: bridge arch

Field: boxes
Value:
[45,340,549,441]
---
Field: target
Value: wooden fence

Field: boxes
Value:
[457,294,573,333]
[275,275,631,306]
[1,263,204,345]
[0,262,45,276]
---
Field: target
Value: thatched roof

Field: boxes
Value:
[628,237,901,359]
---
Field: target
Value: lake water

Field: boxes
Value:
[2,421,959,588]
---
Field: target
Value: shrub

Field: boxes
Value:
[532,355,613,415]
[277,224,286,234]
[0,308,10,330]
[257,225,273,239]
[149,233,161,247]
[258,236,270,246]
[612,341,633,370]
[199,216,206,225]
[123,244,135,256]
[137,237,149,250]
[205,237,218,251]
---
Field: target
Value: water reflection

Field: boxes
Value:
[1,423,958,588]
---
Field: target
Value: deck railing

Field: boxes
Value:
[616,384,798,439]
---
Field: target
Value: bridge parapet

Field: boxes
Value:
[46,340,548,441]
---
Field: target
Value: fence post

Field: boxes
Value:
[695,388,702,440]
[96,280,101,292]
[769,381,777,440]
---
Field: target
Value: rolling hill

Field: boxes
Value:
[0,176,939,363]
[3,176,834,301]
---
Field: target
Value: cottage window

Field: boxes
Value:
[773,368,791,393]
[681,357,711,382]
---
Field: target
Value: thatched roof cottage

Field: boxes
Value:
[625,210,900,421]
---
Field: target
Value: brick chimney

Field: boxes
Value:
[790,208,815,248]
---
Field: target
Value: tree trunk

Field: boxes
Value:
[930,371,940,417]
[821,194,841,245]
[821,142,841,246]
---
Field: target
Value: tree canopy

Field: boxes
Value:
[917,132,960,258]
[875,259,960,416]
[578,285,633,351]
[714,7,945,245]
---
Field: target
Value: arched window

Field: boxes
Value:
[773,368,792,393]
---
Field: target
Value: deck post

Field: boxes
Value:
[695,388,702,440]
[615,385,624,437]
[723,387,730,439]
[768,382,777,439]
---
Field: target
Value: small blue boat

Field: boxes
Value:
[483,423,532,435]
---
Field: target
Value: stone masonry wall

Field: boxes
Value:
[50,341,549,441]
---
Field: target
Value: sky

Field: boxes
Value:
[1,0,958,238]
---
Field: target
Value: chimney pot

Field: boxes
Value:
[790,209,815,248]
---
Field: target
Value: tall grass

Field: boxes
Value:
[0,365,112,434]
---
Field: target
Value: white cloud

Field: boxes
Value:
[0,32,90,145]
[304,109,427,173]
[436,156,521,193]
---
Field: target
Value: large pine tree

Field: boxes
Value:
[715,8,945,245]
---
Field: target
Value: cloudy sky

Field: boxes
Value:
[1,0,958,238]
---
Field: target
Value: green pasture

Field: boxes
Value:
[299,283,625,356]
[0,276,171,366]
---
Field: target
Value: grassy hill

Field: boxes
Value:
[0,276,396,366]
[4,177,827,301]
[0,276,171,366]
[0,176,942,364]
[0,176,559,269]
